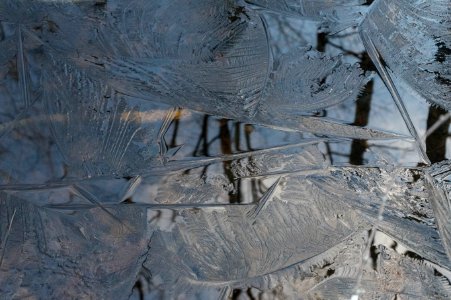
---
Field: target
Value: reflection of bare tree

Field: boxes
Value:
[350,79,373,165]
[426,106,450,163]
[349,53,374,165]
[244,124,254,151]
[192,115,210,157]
[234,122,255,152]
[316,31,334,163]
[243,123,260,202]
[234,122,242,152]
[219,119,241,203]
[169,108,182,148]
[315,32,376,165]
[189,115,211,177]
[316,32,327,52]
[187,116,259,203]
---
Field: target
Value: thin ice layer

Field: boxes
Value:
[427,161,451,261]
[0,194,150,299]
[0,0,398,140]
[245,0,369,32]
[360,0,451,109]
[144,166,451,298]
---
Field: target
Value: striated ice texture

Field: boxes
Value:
[0,0,450,299]
[360,0,450,110]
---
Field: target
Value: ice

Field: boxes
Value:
[245,0,369,33]
[0,0,450,299]
[143,167,451,298]
[360,0,451,110]
[0,195,149,299]
[0,0,401,140]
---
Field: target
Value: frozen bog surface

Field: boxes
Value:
[0,0,450,299]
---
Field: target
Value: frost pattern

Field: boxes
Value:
[360,0,451,109]
[0,0,401,140]
[0,0,450,299]
[427,161,451,261]
[144,167,451,298]
[0,195,149,299]
[245,0,369,33]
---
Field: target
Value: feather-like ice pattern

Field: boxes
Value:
[245,0,369,32]
[11,165,445,298]
[360,0,451,110]
[53,54,395,141]
[296,242,451,299]
[310,167,451,269]
[0,193,150,299]
[246,177,281,220]
[41,57,177,179]
[360,28,430,164]
[257,49,370,116]
[44,76,142,177]
[149,143,324,205]
[0,22,42,142]
[0,138,446,298]
[427,161,451,261]
[143,166,451,297]
[1,1,449,298]
[145,175,366,296]
[0,0,403,141]
[88,18,385,139]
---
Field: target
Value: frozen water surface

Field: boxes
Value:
[0,0,450,299]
